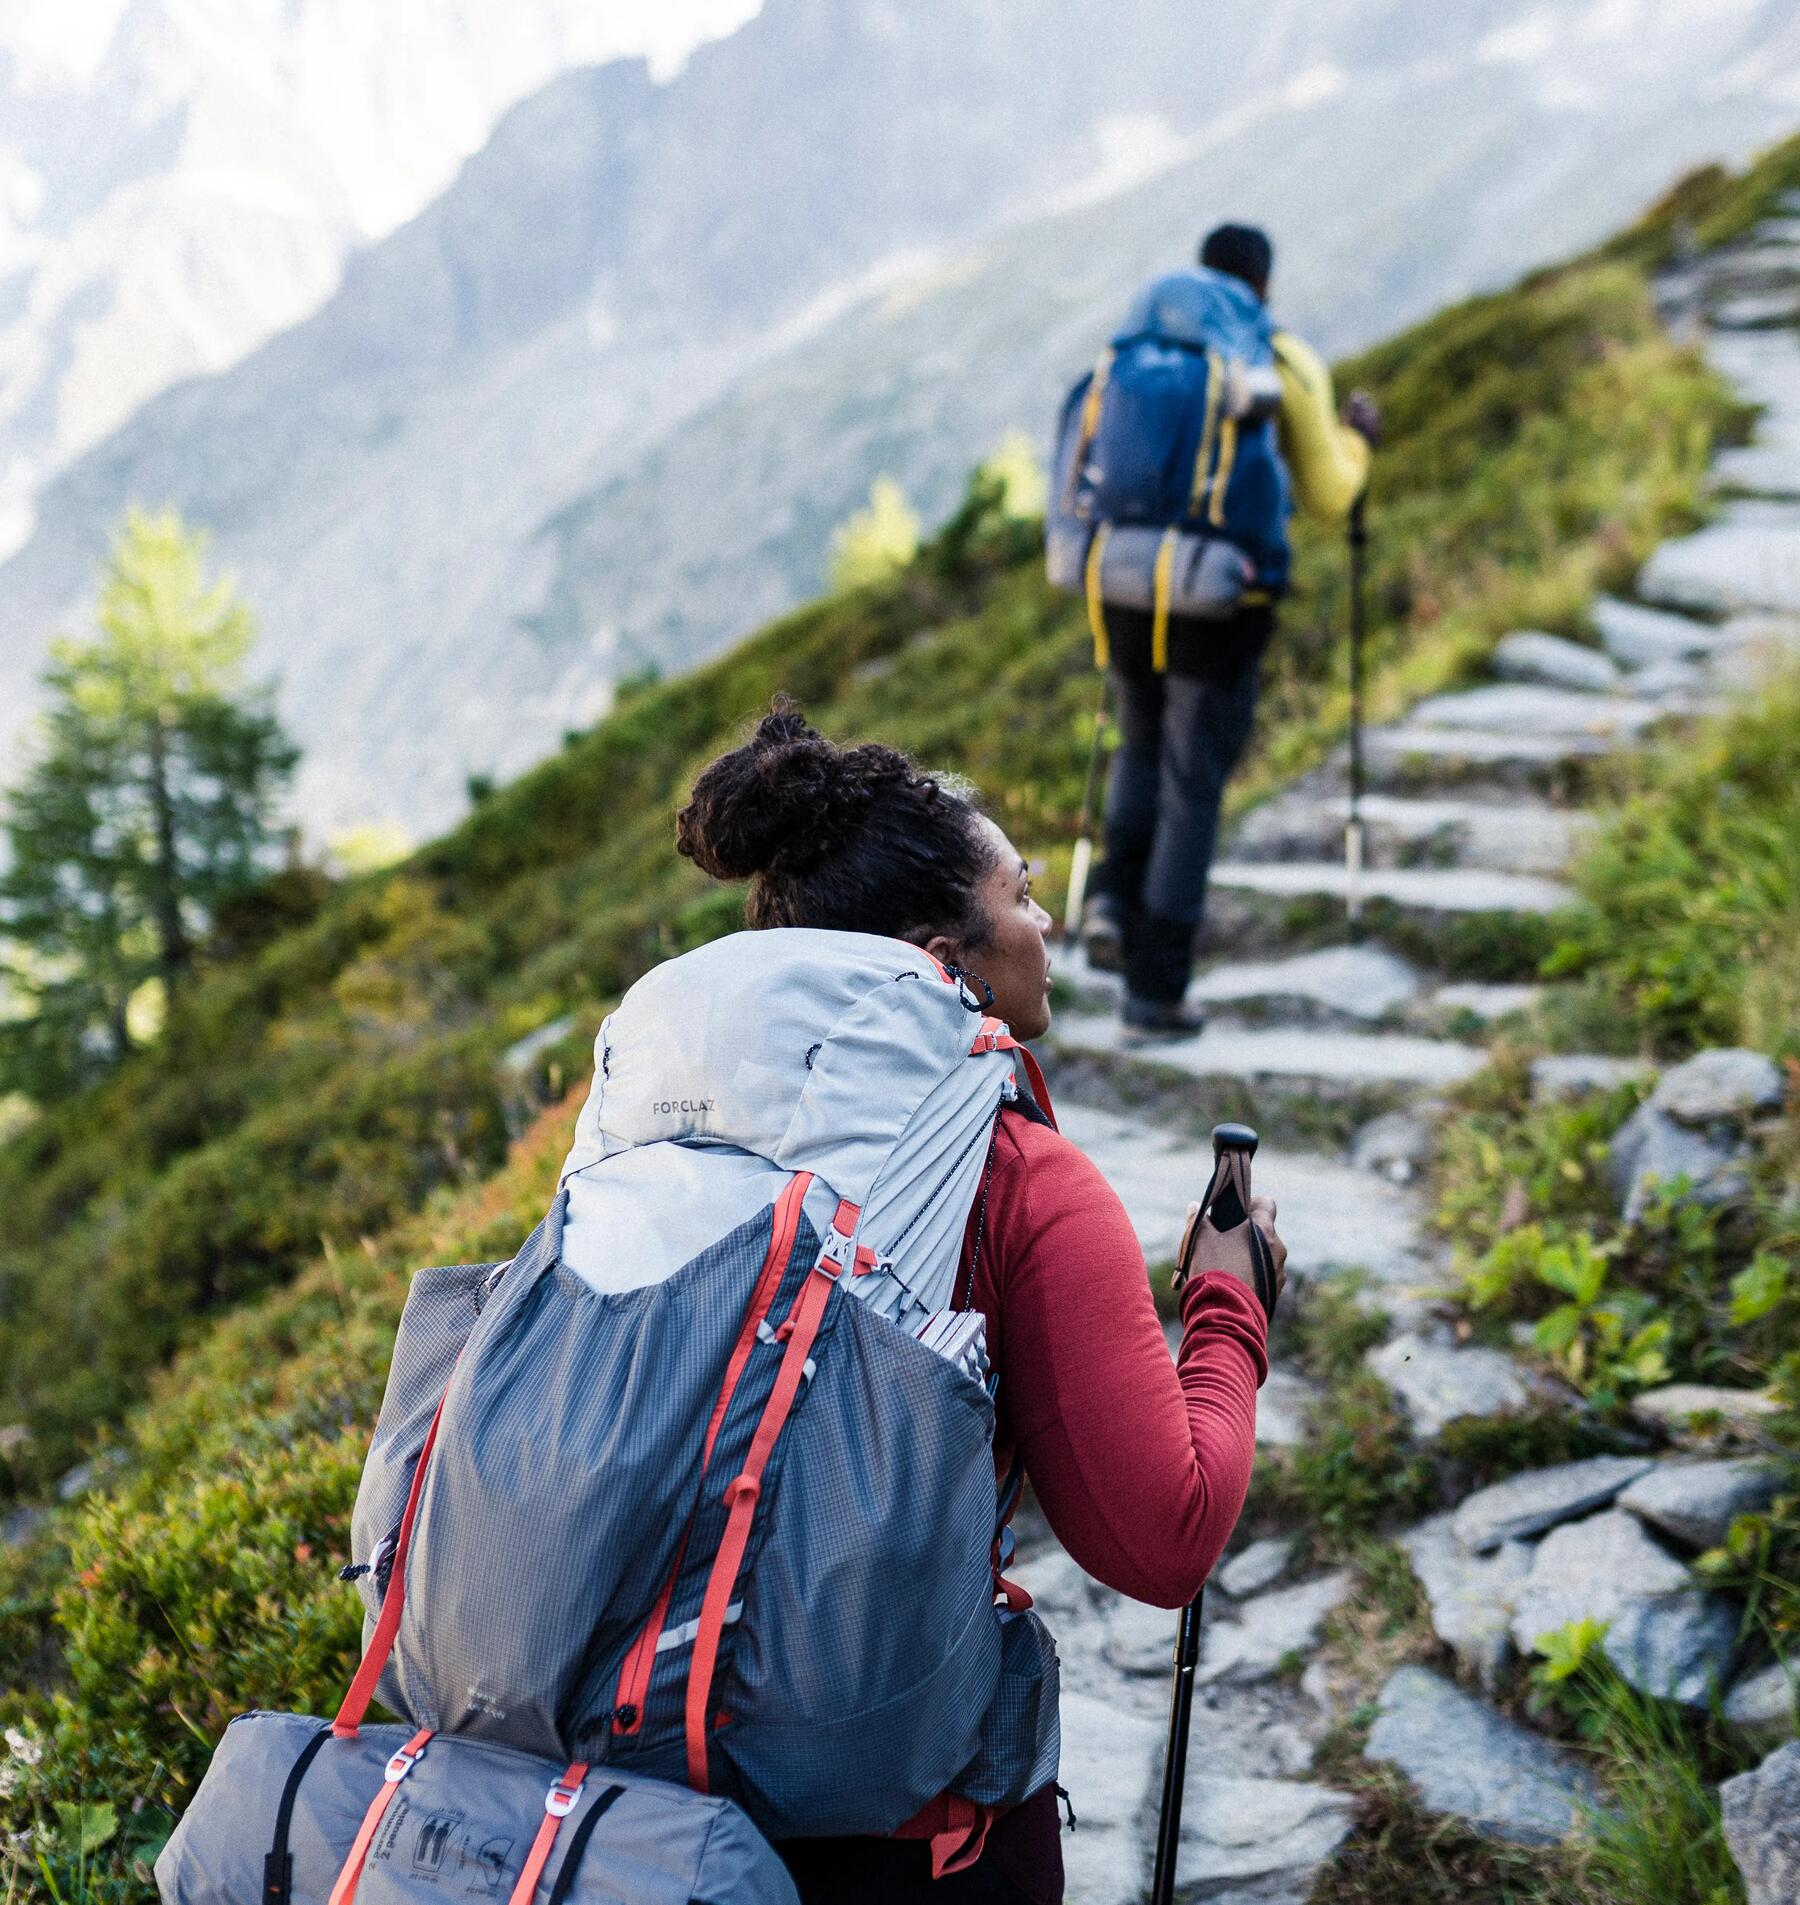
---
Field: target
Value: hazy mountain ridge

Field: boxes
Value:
[3,0,1798,837]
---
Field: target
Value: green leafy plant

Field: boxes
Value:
[1528,1232,1672,1398]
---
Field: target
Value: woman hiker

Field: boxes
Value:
[665,701,1286,1904]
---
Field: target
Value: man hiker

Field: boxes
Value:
[1050,221,1379,1037]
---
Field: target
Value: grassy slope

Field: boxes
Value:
[8,137,1800,1894]
[1,255,1736,1483]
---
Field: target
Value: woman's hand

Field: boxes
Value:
[1176,1195,1288,1314]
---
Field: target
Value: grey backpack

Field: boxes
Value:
[160,931,1060,1901]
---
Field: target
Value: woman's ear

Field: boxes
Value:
[923,932,961,971]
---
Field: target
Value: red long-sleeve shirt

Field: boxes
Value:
[965,1106,1268,1606]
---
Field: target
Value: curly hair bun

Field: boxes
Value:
[677,698,883,881]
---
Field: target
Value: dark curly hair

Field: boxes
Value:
[676,698,997,948]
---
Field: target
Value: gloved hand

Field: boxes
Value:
[1176,1194,1287,1315]
[1344,388,1382,447]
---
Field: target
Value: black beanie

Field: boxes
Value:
[1199,223,1273,295]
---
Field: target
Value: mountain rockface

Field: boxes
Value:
[3,0,1799,837]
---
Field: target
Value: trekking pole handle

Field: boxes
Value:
[1174,1123,1276,1319]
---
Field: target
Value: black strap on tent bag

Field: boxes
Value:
[261,1721,333,1905]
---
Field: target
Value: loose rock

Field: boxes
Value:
[1649,1048,1785,1125]
[1453,1455,1654,1553]
[1365,1665,1603,1844]
[1725,1661,1799,1744]
[1198,1572,1353,1686]
[1219,1535,1297,1600]
[1619,1457,1780,1551]
[1721,1741,1800,1905]
[1350,1108,1435,1184]
[1401,1513,1532,1691]
[1367,1333,1539,1437]
[1608,1102,1749,1220]
[1508,1510,1738,1707]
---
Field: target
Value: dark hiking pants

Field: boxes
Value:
[1094,608,1268,1004]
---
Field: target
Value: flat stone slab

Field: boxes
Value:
[1197,1571,1354,1686]
[1232,790,1586,876]
[1209,859,1574,915]
[1619,1458,1780,1551]
[1056,1690,1162,1904]
[1054,1011,1488,1092]
[1405,681,1665,739]
[1453,1455,1655,1552]
[1590,595,1720,666]
[1639,502,1800,617]
[1186,944,1423,1021]
[1367,1333,1541,1437]
[1426,981,1542,1022]
[1508,1509,1738,1707]
[1364,723,1614,771]
[1056,1102,1426,1283]
[1493,630,1622,693]
[1721,1741,1800,1905]
[1401,1513,1533,1691]
[1630,1384,1784,1440]
[1365,1666,1603,1844]
[1176,1769,1357,1895]
[1219,1535,1297,1600]
[1715,442,1800,499]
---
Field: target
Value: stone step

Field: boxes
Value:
[1053,940,1425,1024]
[1704,328,1800,417]
[1207,860,1574,916]
[1232,788,1588,876]
[1590,594,1720,667]
[1054,1099,1428,1285]
[1413,980,1544,1029]
[1404,681,1668,740]
[1710,289,1800,331]
[1361,721,1617,789]
[1492,629,1621,693]
[1638,499,1800,618]
[1714,441,1800,500]
[1051,1008,1487,1101]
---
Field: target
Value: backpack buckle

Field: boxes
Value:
[384,1742,426,1783]
[545,1778,584,1818]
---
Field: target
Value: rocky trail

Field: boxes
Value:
[1010,202,1800,1903]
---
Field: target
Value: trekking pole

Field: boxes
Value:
[1345,494,1369,930]
[1062,676,1112,943]
[1151,1121,1264,1905]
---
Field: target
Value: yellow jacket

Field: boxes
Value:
[1272,330,1369,523]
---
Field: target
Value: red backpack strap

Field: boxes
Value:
[334,1390,450,1736]
[683,1200,859,1791]
[505,1761,589,1905]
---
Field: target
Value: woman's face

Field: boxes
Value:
[928,817,1054,1042]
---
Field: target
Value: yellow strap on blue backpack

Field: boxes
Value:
[1151,528,1179,673]
[1084,525,1112,670]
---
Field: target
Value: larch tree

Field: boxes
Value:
[0,510,298,1096]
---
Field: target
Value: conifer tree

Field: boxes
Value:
[0,511,298,1095]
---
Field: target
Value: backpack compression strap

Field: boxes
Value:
[326,1729,433,1905]
[684,1194,864,1792]
[503,1761,590,1905]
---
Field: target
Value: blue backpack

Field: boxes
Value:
[1047,266,1293,665]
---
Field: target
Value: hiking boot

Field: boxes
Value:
[1081,897,1126,973]
[1120,995,1207,1042]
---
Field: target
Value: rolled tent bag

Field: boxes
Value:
[1045,515,1254,621]
[155,1710,799,1905]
